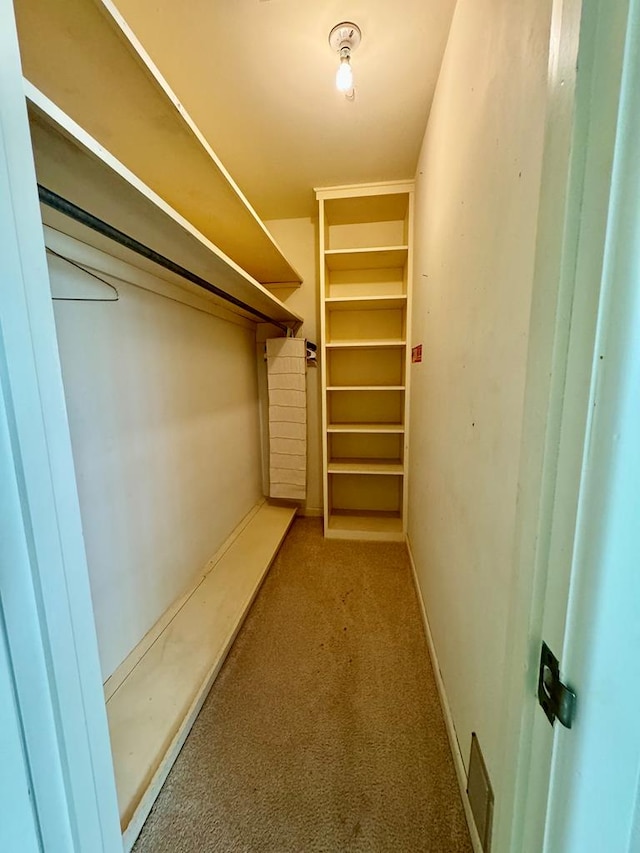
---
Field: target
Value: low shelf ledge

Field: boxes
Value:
[326,510,405,542]
[107,500,297,850]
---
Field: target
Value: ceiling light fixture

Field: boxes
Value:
[329,22,361,100]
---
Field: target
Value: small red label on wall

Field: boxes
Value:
[412,344,423,364]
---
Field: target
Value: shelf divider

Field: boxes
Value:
[325,339,406,349]
[324,246,408,271]
[325,295,408,311]
[327,423,405,433]
[327,385,406,391]
[328,460,404,475]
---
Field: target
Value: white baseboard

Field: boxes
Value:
[406,536,485,853]
[298,506,323,518]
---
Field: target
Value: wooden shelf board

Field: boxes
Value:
[327,385,406,392]
[324,246,408,271]
[26,89,302,330]
[321,193,409,227]
[328,460,404,475]
[327,423,405,433]
[325,339,406,349]
[15,0,302,287]
[326,510,404,541]
[107,501,296,843]
[325,295,408,311]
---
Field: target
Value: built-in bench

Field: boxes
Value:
[103,500,297,850]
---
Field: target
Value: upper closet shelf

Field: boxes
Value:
[14,0,302,289]
[26,86,303,332]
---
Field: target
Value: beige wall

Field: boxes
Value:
[264,217,323,516]
[408,0,552,803]
[51,245,263,680]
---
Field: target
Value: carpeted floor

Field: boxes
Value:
[133,518,473,852]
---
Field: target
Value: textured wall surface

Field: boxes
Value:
[408,0,552,800]
[52,248,262,679]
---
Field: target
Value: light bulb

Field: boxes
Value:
[336,56,353,93]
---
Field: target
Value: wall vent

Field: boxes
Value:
[467,732,494,851]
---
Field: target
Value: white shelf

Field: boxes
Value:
[326,510,404,542]
[324,246,409,271]
[325,339,406,349]
[316,182,413,216]
[16,0,301,288]
[26,87,303,331]
[328,460,404,475]
[327,385,406,391]
[327,423,405,433]
[325,295,408,311]
[318,188,411,225]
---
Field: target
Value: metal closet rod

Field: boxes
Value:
[37,185,290,333]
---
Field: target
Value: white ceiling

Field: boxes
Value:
[114,0,457,220]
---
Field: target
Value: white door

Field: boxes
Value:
[0,1,121,849]
[497,0,640,850]
[541,0,640,845]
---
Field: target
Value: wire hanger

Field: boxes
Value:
[47,247,119,302]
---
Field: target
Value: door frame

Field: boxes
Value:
[0,2,121,850]
[543,1,640,846]
[495,0,638,849]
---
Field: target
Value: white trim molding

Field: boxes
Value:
[0,2,121,848]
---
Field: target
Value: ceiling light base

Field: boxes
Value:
[329,22,362,54]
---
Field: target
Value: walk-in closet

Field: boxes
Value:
[4,0,636,851]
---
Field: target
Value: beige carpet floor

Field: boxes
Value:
[133,518,473,852]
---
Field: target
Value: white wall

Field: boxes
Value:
[408,0,552,805]
[50,242,263,680]
[263,217,323,515]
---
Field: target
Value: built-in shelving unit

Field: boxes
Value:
[316,181,414,541]
[14,0,302,288]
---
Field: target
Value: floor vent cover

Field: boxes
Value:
[467,732,494,851]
